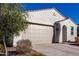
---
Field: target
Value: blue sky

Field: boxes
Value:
[21,3,79,24]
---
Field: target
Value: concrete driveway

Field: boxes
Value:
[32,43,79,56]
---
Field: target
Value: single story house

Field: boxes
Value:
[13,8,77,46]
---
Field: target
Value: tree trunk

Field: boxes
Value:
[3,34,8,56]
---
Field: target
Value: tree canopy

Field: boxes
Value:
[0,3,28,46]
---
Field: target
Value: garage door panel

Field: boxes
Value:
[22,24,53,44]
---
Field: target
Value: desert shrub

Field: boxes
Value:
[0,44,5,53]
[16,39,32,55]
[75,37,79,43]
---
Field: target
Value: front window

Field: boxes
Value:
[71,26,74,35]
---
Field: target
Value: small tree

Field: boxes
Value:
[0,3,28,55]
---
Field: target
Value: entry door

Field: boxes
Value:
[62,25,67,43]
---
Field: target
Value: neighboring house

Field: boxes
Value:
[13,8,77,46]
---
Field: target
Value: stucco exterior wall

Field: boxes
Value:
[59,19,77,43]
[26,8,65,25]
[13,32,24,46]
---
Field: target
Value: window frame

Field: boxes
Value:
[71,26,74,35]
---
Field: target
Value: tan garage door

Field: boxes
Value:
[22,24,53,44]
